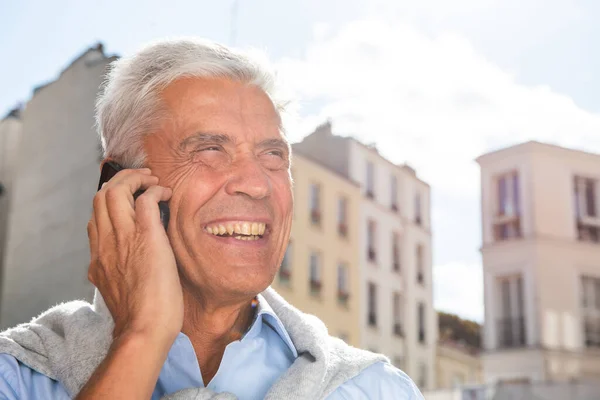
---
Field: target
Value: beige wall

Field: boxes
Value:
[436,343,482,389]
[0,46,114,328]
[271,153,362,346]
[477,141,600,383]
[293,124,437,390]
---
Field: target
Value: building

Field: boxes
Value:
[0,108,23,294]
[294,122,436,390]
[477,141,600,383]
[271,152,361,346]
[435,341,482,389]
[0,44,115,328]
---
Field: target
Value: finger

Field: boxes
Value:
[87,216,99,260]
[104,173,160,228]
[135,186,173,231]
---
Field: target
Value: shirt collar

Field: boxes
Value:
[243,293,298,358]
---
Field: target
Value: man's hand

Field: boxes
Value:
[77,168,182,399]
[88,167,182,340]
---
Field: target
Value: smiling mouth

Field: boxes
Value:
[204,221,267,241]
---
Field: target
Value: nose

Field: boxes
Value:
[224,155,272,200]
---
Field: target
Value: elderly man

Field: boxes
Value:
[0,39,423,399]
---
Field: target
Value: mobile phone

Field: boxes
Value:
[97,161,170,230]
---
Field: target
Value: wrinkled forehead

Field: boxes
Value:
[158,76,286,146]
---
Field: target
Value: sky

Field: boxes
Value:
[1,0,599,322]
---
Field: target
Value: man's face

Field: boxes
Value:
[143,77,293,300]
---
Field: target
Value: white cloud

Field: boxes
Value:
[434,262,484,323]
[276,17,600,322]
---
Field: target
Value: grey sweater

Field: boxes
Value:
[0,287,387,399]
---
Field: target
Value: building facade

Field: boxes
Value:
[294,122,436,390]
[0,109,22,296]
[0,44,114,328]
[271,152,362,346]
[477,141,600,383]
[435,341,482,390]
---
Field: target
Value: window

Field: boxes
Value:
[366,161,375,199]
[279,241,292,284]
[367,220,377,262]
[391,175,398,212]
[309,252,322,295]
[392,232,401,272]
[415,192,422,225]
[337,262,349,306]
[368,282,377,327]
[574,176,599,243]
[418,302,426,344]
[310,183,321,226]
[416,244,424,284]
[493,171,522,241]
[338,196,348,237]
[497,275,526,348]
[393,292,403,337]
[581,276,600,347]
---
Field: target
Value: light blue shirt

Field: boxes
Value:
[0,298,423,399]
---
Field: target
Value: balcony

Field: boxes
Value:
[368,247,377,263]
[497,317,526,348]
[393,323,404,337]
[577,219,600,243]
[337,290,350,306]
[584,315,600,347]
[310,209,321,226]
[309,279,322,296]
[338,223,348,238]
[278,268,291,285]
[493,216,522,241]
[368,312,377,327]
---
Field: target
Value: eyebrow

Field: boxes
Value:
[179,133,290,153]
[257,138,290,153]
[179,133,231,151]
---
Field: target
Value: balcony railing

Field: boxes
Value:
[497,317,526,348]
[368,312,377,327]
[310,209,321,225]
[583,315,600,347]
[368,248,377,262]
[393,323,404,337]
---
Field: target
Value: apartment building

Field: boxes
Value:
[477,141,600,383]
[0,108,22,295]
[0,44,115,328]
[271,152,361,346]
[435,341,482,390]
[294,122,436,390]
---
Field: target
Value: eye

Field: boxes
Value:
[266,149,285,158]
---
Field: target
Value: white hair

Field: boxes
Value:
[96,38,288,167]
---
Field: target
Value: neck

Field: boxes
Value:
[180,287,257,385]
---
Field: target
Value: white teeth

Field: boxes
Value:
[259,224,265,235]
[235,223,241,234]
[227,224,234,235]
[218,224,226,235]
[207,226,214,234]
[251,223,259,235]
